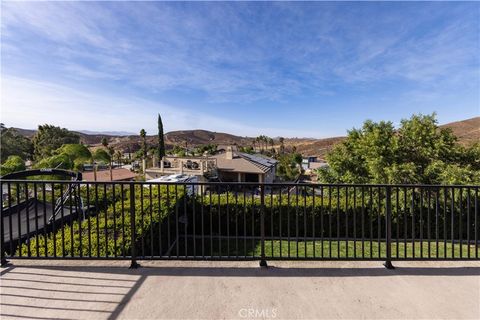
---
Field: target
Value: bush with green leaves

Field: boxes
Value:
[276,153,303,181]
[17,185,475,258]
[32,124,80,160]
[0,125,33,163]
[190,187,475,241]
[318,113,480,185]
[18,185,183,257]
[0,155,26,176]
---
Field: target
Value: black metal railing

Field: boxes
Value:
[1,180,478,268]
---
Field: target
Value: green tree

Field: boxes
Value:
[101,137,108,148]
[55,144,92,171]
[32,125,79,160]
[100,137,114,180]
[0,124,33,162]
[115,150,123,164]
[279,137,285,154]
[171,145,185,157]
[195,144,217,156]
[276,152,303,181]
[107,146,115,181]
[35,153,73,170]
[318,113,479,184]
[93,149,111,164]
[239,146,254,154]
[158,114,166,164]
[0,155,26,176]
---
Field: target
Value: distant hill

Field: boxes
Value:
[282,136,346,159]
[10,116,478,156]
[77,130,135,136]
[440,117,479,146]
[13,128,36,138]
[164,129,250,146]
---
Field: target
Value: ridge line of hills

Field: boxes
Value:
[10,117,479,157]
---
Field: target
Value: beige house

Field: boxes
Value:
[211,147,277,183]
[145,156,217,180]
[145,146,277,183]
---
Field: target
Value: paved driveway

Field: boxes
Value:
[1,260,479,319]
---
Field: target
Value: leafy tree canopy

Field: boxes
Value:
[194,144,217,156]
[55,144,93,171]
[276,152,303,181]
[32,124,79,160]
[0,155,26,176]
[56,144,92,161]
[0,124,33,163]
[239,146,254,154]
[35,153,73,171]
[93,149,111,164]
[318,113,480,184]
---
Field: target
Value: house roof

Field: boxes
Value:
[308,162,328,170]
[211,152,277,174]
[82,168,138,182]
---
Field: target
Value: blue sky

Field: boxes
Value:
[1,1,479,137]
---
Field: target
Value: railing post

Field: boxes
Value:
[384,186,395,269]
[259,184,267,267]
[129,183,140,269]
[1,182,8,267]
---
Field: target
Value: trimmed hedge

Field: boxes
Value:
[18,185,183,257]
[16,186,476,258]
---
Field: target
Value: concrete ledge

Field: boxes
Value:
[1,260,479,319]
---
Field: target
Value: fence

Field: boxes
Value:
[1,180,478,268]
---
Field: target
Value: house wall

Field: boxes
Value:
[145,170,161,180]
[264,166,276,183]
[218,171,239,182]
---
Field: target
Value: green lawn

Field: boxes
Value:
[261,240,478,259]
[176,237,479,259]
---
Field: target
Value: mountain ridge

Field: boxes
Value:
[9,116,479,157]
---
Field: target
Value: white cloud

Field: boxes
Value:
[2,2,476,103]
[0,76,324,138]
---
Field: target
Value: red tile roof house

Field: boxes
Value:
[82,168,138,182]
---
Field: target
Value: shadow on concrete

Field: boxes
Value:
[1,261,479,319]
[3,263,480,277]
[0,264,144,320]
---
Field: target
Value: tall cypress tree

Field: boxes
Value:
[158,114,166,164]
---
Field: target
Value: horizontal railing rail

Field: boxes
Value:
[2,179,479,188]
[1,180,478,268]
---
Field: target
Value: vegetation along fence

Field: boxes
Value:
[1,180,479,268]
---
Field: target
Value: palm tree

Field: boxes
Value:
[256,136,263,152]
[115,150,123,165]
[279,137,285,154]
[108,146,115,181]
[101,137,113,180]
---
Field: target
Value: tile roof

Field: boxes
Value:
[211,152,277,174]
[82,168,138,182]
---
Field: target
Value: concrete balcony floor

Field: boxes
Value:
[1,260,479,319]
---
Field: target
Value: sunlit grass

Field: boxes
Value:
[176,237,478,259]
